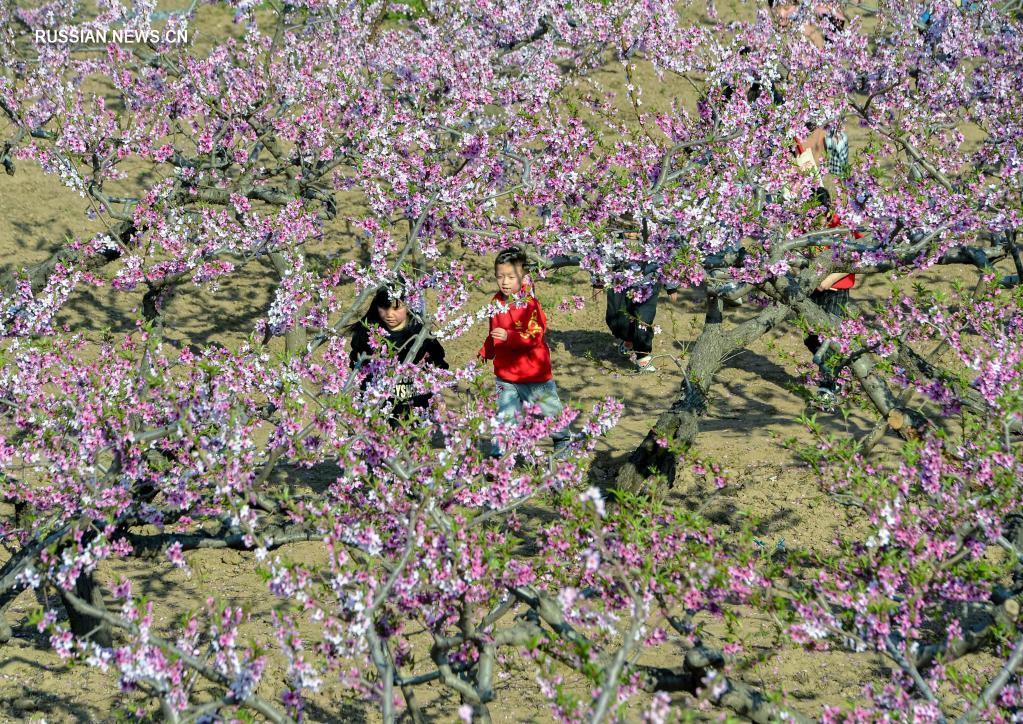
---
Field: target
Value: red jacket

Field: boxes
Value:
[479,289,553,384]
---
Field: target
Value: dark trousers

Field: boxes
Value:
[606,285,661,355]
[804,289,850,385]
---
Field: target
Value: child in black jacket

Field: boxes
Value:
[348,287,448,417]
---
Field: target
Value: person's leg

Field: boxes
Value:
[804,289,830,355]
[522,380,571,454]
[804,290,824,359]
[629,284,661,356]
[605,289,632,349]
[821,288,850,314]
[491,378,523,456]
[806,289,849,388]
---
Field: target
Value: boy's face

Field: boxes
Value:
[495,262,525,297]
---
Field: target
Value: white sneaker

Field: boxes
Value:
[813,385,838,411]
[636,356,657,373]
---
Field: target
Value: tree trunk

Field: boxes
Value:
[269,251,308,356]
[60,571,113,647]
[141,281,170,330]
[0,606,11,644]
[616,297,791,494]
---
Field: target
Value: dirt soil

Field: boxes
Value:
[0,1,1012,722]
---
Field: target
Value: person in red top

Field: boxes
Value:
[479,247,570,458]
[819,208,864,290]
[804,187,864,401]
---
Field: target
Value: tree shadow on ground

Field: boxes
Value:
[549,329,806,422]
[302,698,369,723]
[3,217,77,262]
[159,256,278,350]
[546,329,635,367]
[55,285,141,337]
[274,459,345,495]
[0,683,102,722]
[721,347,797,386]
[6,220,349,352]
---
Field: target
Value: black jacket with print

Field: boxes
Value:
[349,321,448,412]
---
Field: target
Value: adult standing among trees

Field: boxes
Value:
[801,185,865,405]
[592,214,679,373]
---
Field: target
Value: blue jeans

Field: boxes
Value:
[492,378,570,455]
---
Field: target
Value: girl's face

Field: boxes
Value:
[378,301,409,331]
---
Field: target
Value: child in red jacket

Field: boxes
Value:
[479,247,570,458]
